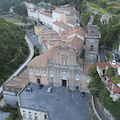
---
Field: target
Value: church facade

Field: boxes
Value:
[27,25,100,91]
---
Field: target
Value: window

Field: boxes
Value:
[30,69,33,75]
[62,72,66,78]
[50,71,53,77]
[35,116,38,120]
[36,69,40,76]
[76,74,79,80]
[103,70,105,75]
[62,58,66,65]
[43,70,46,76]
[23,113,26,118]
[44,114,47,119]
[9,87,11,91]
[90,45,93,51]
[29,114,32,119]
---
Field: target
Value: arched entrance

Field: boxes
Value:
[37,78,40,84]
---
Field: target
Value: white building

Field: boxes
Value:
[52,21,73,34]
[39,11,53,28]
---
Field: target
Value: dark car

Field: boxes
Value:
[81,92,85,97]
[115,54,119,58]
[38,84,43,89]
[25,88,32,92]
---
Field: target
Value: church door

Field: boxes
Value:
[37,78,40,84]
[62,80,66,87]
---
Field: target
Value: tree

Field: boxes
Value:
[88,64,103,97]
[21,15,28,23]
[14,3,28,16]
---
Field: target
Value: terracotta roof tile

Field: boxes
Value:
[52,21,73,30]
[27,42,59,68]
[68,21,77,25]
[97,62,112,69]
[68,27,87,37]
[107,80,120,94]
[67,36,84,51]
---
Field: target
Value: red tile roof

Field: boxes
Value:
[97,62,112,69]
[67,36,84,51]
[52,21,73,30]
[108,80,120,94]
[68,27,87,37]
[27,42,59,68]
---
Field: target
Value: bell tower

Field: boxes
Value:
[85,25,101,63]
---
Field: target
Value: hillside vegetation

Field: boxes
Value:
[86,0,120,15]
[0,18,29,85]
[89,64,120,120]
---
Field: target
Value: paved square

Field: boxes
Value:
[19,83,91,120]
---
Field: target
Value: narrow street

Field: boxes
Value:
[99,49,105,62]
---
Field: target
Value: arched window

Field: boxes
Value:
[30,69,33,75]
[90,45,93,51]
[62,58,66,65]
[29,114,32,119]
[36,69,40,76]
[23,113,26,118]
[43,70,46,76]
[50,71,53,77]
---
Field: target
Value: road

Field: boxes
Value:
[0,35,34,93]
[99,49,105,62]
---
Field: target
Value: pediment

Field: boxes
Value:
[61,54,68,58]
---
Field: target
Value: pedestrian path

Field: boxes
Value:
[0,112,9,120]
[94,97,108,120]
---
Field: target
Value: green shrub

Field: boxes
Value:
[2,104,11,112]
[104,51,113,61]
[105,67,115,74]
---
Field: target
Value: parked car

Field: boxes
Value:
[47,87,52,93]
[112,60,116,65]
[25,88,32,92]
[38,84,43,89]
[115,54,119,58]
[81,92,85,97]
